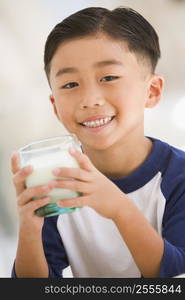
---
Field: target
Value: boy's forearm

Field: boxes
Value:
[15,227,49,278]
[113,196,164,278]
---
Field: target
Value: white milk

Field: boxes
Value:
[26,150,80,202]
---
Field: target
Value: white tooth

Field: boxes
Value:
[83,117,113,127]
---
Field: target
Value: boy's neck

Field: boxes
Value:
[82,136,153,179]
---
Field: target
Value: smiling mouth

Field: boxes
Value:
[79,116,115,128]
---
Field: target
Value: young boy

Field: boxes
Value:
[11,7,185,278]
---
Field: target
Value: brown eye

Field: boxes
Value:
[101,76,119,82]
[61,82,79,89]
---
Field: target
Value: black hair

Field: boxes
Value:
[44,7,161,80]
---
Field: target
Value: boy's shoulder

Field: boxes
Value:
[157,137,185,175]
[149,136,185,171]
[156,137,185,200]
[110,137,185,194]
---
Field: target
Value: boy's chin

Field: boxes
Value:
[81,140,115,152]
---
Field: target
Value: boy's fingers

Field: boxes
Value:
[69,148,95,171]
[21,197,51,215]
[51,178,89,194]
[13,165,33,195]
[11,152,20,174]
[17,184,53,207]
[57,195,89,208]
[52,167,92,182]
[11,151,25,195]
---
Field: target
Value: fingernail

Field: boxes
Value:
[11,151,18,158]
[49,180,58,187]
[24,165,32,173]
[57,200,63,206]
[69,147,76,154]
[42,185,51,191]
[43,197,50,202]
[53,168,61,175]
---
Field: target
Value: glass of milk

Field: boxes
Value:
[18,134,82,217]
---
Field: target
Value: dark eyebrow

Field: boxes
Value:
[55,59,123,77]
[94,59,124,68]
[55,67,78,77]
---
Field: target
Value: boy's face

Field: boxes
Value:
[49,34,163,150]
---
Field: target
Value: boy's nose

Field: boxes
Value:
[80,98,105,109]
[79,92,105,109]
[79,83,106,109]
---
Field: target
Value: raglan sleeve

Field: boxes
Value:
[160,171,185,278]
[11,216,69,278]
[42,215,69,277]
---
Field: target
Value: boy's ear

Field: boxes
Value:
[145,74,164,108]
[49,95,59,119]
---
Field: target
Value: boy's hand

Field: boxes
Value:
[52,148,128,220]
[11,152,53,231]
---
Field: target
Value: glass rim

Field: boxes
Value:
[18,134,81,154]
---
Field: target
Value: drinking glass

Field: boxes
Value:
[18,134,82,217]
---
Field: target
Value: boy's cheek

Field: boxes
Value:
[59,114,75,132]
